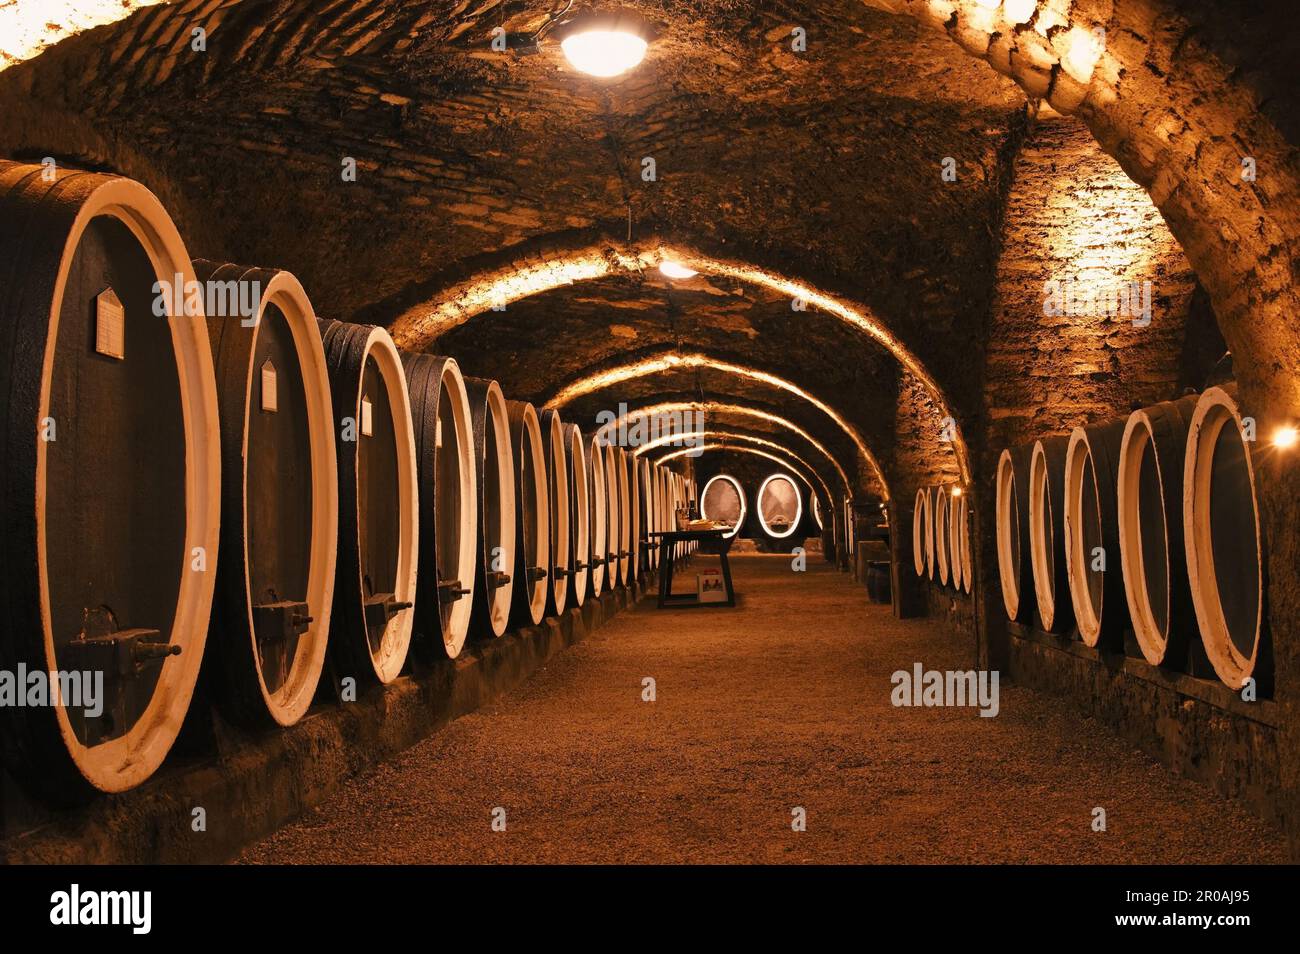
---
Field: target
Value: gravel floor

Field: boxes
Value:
[239,555,1284,864]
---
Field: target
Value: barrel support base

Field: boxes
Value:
[0,576,655,863]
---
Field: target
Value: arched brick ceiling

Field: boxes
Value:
[565,388,864,490]
[0,0,1026,430]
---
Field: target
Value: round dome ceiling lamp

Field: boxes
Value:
[556,8,654,78]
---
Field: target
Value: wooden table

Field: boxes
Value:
[649,529,736,609]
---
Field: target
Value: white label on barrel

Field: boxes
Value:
[95,287,125,360]
[361,396,373,437]
[435,417,442,448]
[261,360,278,413]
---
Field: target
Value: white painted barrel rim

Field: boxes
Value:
[1118,408,1169,664]
[546,413,570,615]
[947,490,964,591]
[484,382,516,636]
[913,486,929,578]
[439,358,478,657]
[1064,427,1104,647]
[1028,440,1058,630]
[757,473,802,539]
[934,488,950,586]
[604,443,621,586]
[995,451,1020,619]
[36,177,221,792]
[616,448,632,585]
[922,487,935,578]
[1183,386,1263,690]
[520,404,550,625]
[359,327,418,683]
[701,473,746,538]
[587,439,606,597]
[640,458,656,570]
[245,269,338,723]
[960,499,973,593]
[567,426,589,605]
[627,450,640,583]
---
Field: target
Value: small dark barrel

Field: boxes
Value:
[866,562,893,603]
[934,487,951,586]
[1182,384,1268,690]
[1117,395,1199,665]
[538,409,571,616]
[615,448,633,584]
[586,435,607,598]
[464,377,516,638]
[506,400,550,627]
[758,473,802,539]
[1064,421,1128,648]
[996,447,1036,622]
[196,260,337,729]
[319,319,419,684]
[563,424,590,607]
[603,442,622,585]
[403,354,478,659]
[701,472,746,538]
[1029,436,1074,634]
[0,162,221,801]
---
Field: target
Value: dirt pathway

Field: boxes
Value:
[240,555,1283,864]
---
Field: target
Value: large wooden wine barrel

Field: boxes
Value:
[1117,395,1198,665]
[758,473,802,539]
[946,489,964,592]
[842,497,855,572]
[995,447,1036,622]
[318,319,418,685]
[0,162,221,801]
[934,487,951,586]
[603,442,622,585]
[538,409,570,617]
[507,400,550,627]
[196,260,336,729]
[403,354,478,659]
[615,448,633,584]
[702,472,746,538]
[640,458,657,571]
[912,487,930,577]
[1028,436,1074,633]
[463,377,516,638]
[563,424,590,607]
[627,449,641,583]
[586,435,607,598]
[959,496,973,594]
[1182,385,1267,690]
[1064,421,1128,648]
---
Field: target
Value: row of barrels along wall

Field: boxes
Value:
[911,486,974,594]
[995,384,1267,691]
[0,160,692,805]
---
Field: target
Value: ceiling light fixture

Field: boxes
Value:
[495,6,651,78]
[562,28,648,77]
[658,260,698,280]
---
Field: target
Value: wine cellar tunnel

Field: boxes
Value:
[0,0,1298,868]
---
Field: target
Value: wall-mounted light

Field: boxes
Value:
[658,260,698,279]
[1272,425,1299,450]
[952,486,963,497]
